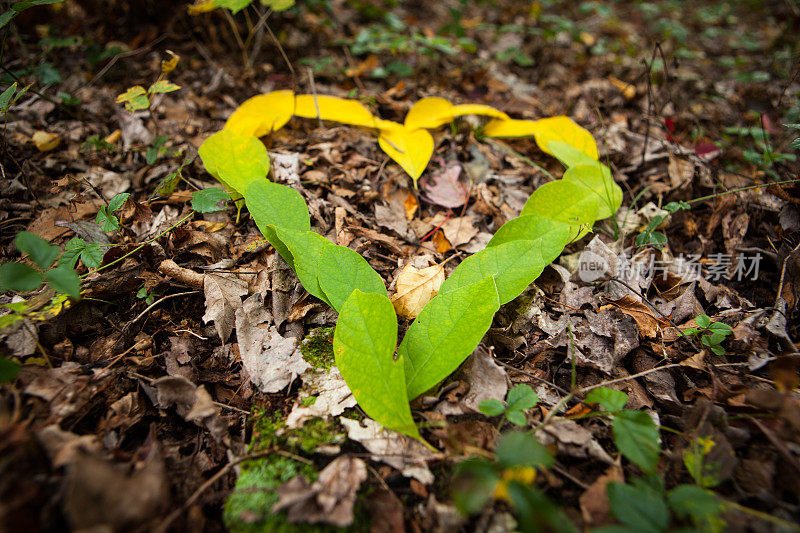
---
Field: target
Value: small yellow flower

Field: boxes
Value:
[493,466,537,501]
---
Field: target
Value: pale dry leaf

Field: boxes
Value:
[391,262,445,319]
[604,295,669,338]
[272,456,367,528]
[270,152,300,184]
[536,419,614,464]
[667,153,694,188]
[340,417,438,485]
[202,273,249,343]
[579,465,625,526]
[441,215,479,249]
[235,294,310,393]
[285,367,357,429]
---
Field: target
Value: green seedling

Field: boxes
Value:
[635,200,690,249]
[80,134,116,153]
[95,192,130,232]
[0,232,80,299]
[683,314,731,355]
[480,384,539,427]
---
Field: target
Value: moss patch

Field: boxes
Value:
[299,326,335,370]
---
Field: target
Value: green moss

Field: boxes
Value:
[299,326,335,370]
[286,417,345,454]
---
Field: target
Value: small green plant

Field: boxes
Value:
[603,475,724,533]
[0,0,65,30]
[635,200,690,249]
[684,436,722,489]
[453,430,573,532]
[0,82,31,118]
[479,384,539,426]
[80,134,116,154]
[0,232,80,299]
[136,286,157,305]
[145,134,181,165]
[0,355,21,383]
[683,315,731,355]
[95,192,130,232]
[116,52,181,113]
[724,125,797,178]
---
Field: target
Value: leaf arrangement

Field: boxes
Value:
[198,92,622,442]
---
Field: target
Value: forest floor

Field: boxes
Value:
[1,1,800,531]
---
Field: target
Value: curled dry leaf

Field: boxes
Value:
[420,163,468,208]
[272,455,367,528]
[391,262,445,319]
[201,272,249,343]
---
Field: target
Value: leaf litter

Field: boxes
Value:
[1,2,800,531]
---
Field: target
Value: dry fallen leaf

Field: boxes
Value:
[234,294,310,393]
[579,465,625,526]
[340,417,438,485]
[32,130,60,151]
[391,262,445,319]
[201,272,249,343]
[420,163,468,208]
[272,456,367,527]
[603,295,670,338]
[151,375,228,443]
[285,367,357,429]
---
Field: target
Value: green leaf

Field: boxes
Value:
[80,241,103,268]
[506,384,538,411]
[440,240,547,305]
[452,457,499,515]
[199,129,270,197]
[45,266,81,299]
[613,410,661,473]
[261,0,295,11]
[107,192,130,212]
[708,322,731,334]
[116,86,149,112]
[400,276,500,399]
[506,410,527,426]
[507,482,577,533]
[487,214,572,258]
[695,314,711,328]
[95,208,119,232]
[156,171,181,196]
[607,482,669,533]
[333,290,421,440]
[521,179,599,226]
[36,62,61,84]
[563,162,622,219]
[667,485,722,521]
[62,237,86,268]
[0,356,21,383]
[148,80,181,94]
[244,180,310,267]
[191,187,231,213]
[213,0,252,14]
[0,10,16,29]
[317,245,386,312]
[14,231,59,269]
[273,228,333,306]
[478,398,506,417]
[0,82,17,111]
[585,387,628,412]
[496,431,553,468]
[0,262,43,292]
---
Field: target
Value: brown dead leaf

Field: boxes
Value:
[404,192,418,220]
[201,272,249,343]
[580,465,625,526]
[272,456,367,528]
[432,229,451,253]
[391,262,445,319]
[151,375,228,443]
[420,163,467,208]
[603,295,669,338]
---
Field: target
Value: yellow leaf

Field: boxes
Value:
[404,97,455,130]
[32,131,60,152]
[294,94,378,128]
[493,466,537,501]
[161,50,180,75]
[483,118,539,137]
[391,263,445,319]
[378,124,434,186]
[224,90,294,138]
[530,116,599,161]
[452,103,509,121]
[188,0,216,15]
